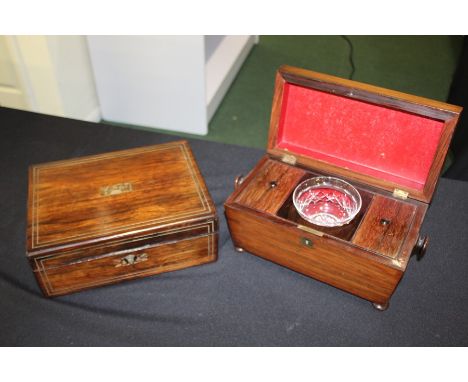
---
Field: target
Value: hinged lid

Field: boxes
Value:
[267,65,462,203]
[27,140,216,256]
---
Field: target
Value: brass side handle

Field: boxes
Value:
[114,253,148,267]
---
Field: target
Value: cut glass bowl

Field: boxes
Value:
[292,176,362,227]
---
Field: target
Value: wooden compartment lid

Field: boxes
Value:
[267,65,462,203]
[27,140,216,256]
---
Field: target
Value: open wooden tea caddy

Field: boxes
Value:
[224,65,462,310]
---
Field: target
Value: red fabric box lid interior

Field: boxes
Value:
[268,66,461,203]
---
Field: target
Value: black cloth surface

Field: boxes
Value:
[1,107,468,346]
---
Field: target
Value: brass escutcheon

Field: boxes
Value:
[301,237,314,248]
[100,182,133,197]
[115,253,148,267]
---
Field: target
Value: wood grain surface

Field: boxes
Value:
[27,140,216,255]
[352,195,416,258]
[34,232,217,297]
[233,159,305,214]
[225,205,403,305]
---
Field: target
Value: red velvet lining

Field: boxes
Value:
[276,83,445,190]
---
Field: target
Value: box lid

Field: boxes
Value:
[267,65,462,203]
[27,140,216,256]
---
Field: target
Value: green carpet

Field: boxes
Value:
[109,36,463,149]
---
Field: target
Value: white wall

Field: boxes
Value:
[47,36,100,121]
[88,35,207,133]
[2,35,100,122]
[0,36,29,110]
[87,35,257,135]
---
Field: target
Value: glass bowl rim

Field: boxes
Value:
[292,176,362,226]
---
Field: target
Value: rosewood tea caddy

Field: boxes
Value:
[27,140,218,297]
[224,65,462,310]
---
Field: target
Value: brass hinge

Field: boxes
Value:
[392,189,409,200]
[281,154,297,165]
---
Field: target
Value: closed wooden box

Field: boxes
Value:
[27,140,218,297]
[224,65,462,310]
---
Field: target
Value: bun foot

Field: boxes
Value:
[234,246,244,253]
[372,302,389,311]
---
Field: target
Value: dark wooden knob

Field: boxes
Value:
[412,235,429,261]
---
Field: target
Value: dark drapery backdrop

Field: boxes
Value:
[445,36,468,180]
